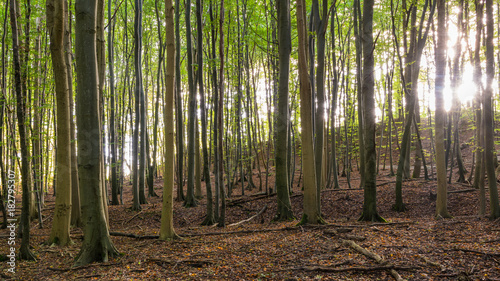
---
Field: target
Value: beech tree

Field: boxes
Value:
[434,0,451,219]
[484,0,500,219]
[275,0,294,221]
[74,0,119,266]
[159,0,178,240]
[297,0,321,225]
[47,0,72,246]
[10,0,35,261]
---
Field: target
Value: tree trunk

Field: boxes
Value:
[217,0,226,227]
[160,0,179,240]
[435,0,451,219]
[359,0,384,222]
[275,0,294,221]
[484,0,500,219]
[185,0,198,207]
[297,0,322,225]
[10,0,36,260]
[175,0,184,202]
[197,0,215,226]
[132,0,143,211]
[47,0,72,246]
[74,0,119,266]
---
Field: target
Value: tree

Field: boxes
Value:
[198,0,215,225]
[132,0,144,211]
[217,0,226,227]
[74,0,119,266]
[274,0,294,221]
[484,0,500,219]
[159,0,178,240]
[434,0,451,219]
[10,0,35,261]
[297,0,322,225]
[184,0,198,208]
[47,0,72,246]
[358,0,384,222]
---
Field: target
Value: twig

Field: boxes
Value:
[228,205,267,227]
[123,210,144,226]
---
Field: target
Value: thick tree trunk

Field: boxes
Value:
[74,0,119,266]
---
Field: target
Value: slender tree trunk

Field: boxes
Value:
[132,0,143,211]
[0,0,8,229]
[217,0,226,227]
[275,0,294,221]
[47,0,72,246]
[359,0,384,222]
[10,0,36,260]
[297,0,322,225]
[353,0,365,189]
[185,0,198,207]
[65,0,81,226]
[174,0,184,202]
[435,0,451,219]
[109,0,119,206]
[160,0,179,240]
[197,0,215,225]
[484,0,500,219]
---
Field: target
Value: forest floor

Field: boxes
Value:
[2,112,500,280]
[1,170,500,280]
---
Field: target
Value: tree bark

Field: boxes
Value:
[74,0,119,266]
[275,0,294,221]
[160,0,179,240]
[10,0,36,260]
[358,0,384,222]
[435,0,452,219]
[297,0,322,225]
[47,0,72,246]
[484,0,500,219]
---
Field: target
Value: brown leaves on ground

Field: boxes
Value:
[1,172,500,280]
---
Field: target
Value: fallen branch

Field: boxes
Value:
[228,205,267,227]
[110,231,159,239]
[148,258,213,268]
[341,239,406,281]
[287,265,415,273]
[75,274,102,279]
[447,189,477,194]
[449,247,500,257]
[124,210,143,226]
[227,193,276,206]
[417,254,446,271]
[110,226,299,239]
[47,262,124,272]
